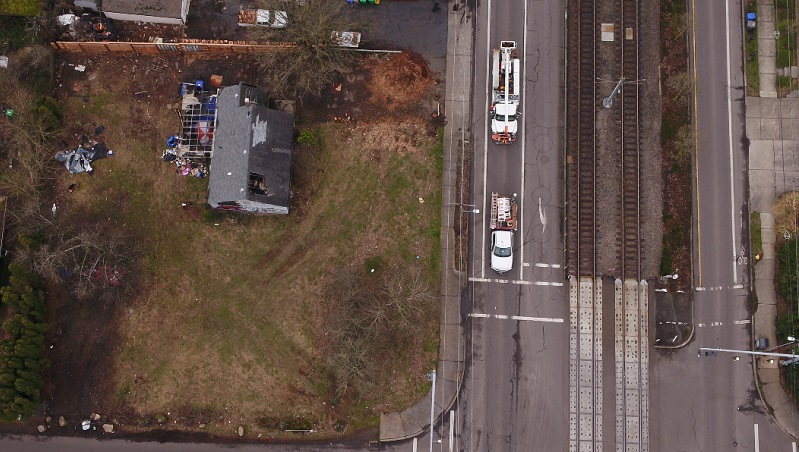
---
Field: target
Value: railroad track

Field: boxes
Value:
[616,0,648,450]
[575,0,597,279]
[568,0,648,450]
[568,0,600,451]
[621,0,641,281]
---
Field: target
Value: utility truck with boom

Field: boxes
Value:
[490,41,521,144]
[489,192,517,274]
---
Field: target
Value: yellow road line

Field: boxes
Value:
[691,0,702,287]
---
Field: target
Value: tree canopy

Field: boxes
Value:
[249,0,367,98]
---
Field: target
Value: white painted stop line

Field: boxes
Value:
[469,313,564,323]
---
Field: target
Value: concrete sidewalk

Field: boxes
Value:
[378,0,473,442]
[749,0,799,439]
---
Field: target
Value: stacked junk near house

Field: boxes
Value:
[164,81,294,214]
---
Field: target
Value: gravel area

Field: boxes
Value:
[565,0,663,280]
[593,0,623,278]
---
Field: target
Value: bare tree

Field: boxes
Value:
[0,65,61,239]
[248,0,367,98]
[673,125,694,166]
[18,226,138,298]
[666,72,693,108]
[379,267,436,334]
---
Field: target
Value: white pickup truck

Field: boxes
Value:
[489,193,518,274]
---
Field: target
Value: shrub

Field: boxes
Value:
[777,313,799,343]
[778,239,799,307]
[0,263,48,421]
[297,129,319,147]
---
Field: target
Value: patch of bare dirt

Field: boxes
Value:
[302,50,442,129]
[365,50,434,111]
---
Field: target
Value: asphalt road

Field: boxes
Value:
[650,0,795,450]
[459,0,567,450]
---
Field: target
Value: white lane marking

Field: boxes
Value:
[792,440,796,452]
[481,0,493,278]
[700,321,749,327]
[413,437,417,452]
[519,0,528,283]
[696,286,706,291]
[732,284,744,289]
[523,262,531,267]
[724,0,738,285]
[469,313,565,323]
[535,263,562,268]
[449,410,454,452]
[468,277,562,286]
[754,423,760,452]
[655,288,667,292]
[512,315,565,323]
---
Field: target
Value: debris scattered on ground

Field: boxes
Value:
[55,142,114,174]
[59,416,66,427]
[55,126,114,174]
[162,149,208,178]
[83,259,124,287]
[103,423,114,433]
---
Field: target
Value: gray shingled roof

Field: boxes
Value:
[102,0,184,18]
[208,84,293,210]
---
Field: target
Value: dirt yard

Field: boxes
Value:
[11,49,443,441]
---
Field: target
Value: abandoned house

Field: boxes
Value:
[100,0,191,25]
[208,83,293,215]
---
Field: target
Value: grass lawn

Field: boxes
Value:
[751,212,763,260]
[745,1,759,95]
[776,0,797,69]
[54,54,442,437]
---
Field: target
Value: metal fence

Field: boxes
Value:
[51,40,294,54]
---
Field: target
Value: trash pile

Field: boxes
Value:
[56,14,118,42]
[162,148,208,178]
[55,126,114,174]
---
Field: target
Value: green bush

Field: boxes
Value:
[777,313,799,343]
[0,17,32,50]
[662,118,676,141]
[0,263,49,421]
[778,239,799,307]
[297,128,319,147]
[0,0,41,17]
[33,96,62,133]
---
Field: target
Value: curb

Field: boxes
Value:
[377,0,474,443]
